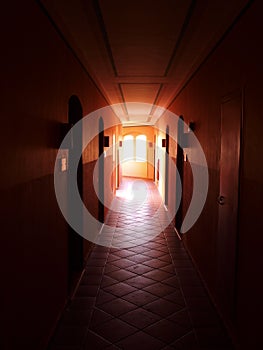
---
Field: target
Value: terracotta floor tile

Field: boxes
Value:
[107,269,137,282]
[128,246,151,254]
[113,249,136,258]
[167,309,192,329]
[116,331,165,350]
[98,298,137,317]
[158,254,173,262]
[122,289,158,306]
[82,330,112,349]
[48,178,233,350]
[127,254,153,264]
[104,264,120,273]
[170,331,198,349]
[101,276,119,288]
[154,245,170,253]
[144,319,187,344]
[120,307,161,329]
[143,259,170,269]
[163,290,186,306]
[144,269,173,282]
[95,318,137,343]
[126,263,153,275]
[103,282,137,297]
[96,290,116,305]
[143,282,176,297]
[125,275,156,289]
[111,258,136,269]
[159,264,176,273]
[143,298,185,317]
[105,345,122,350]
[143,242,163,250]
[142,249,168,259]
[89,308,113,330]
[107,254,121,263]
[162,276,180,287]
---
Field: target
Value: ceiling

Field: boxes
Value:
[41,0,249,125]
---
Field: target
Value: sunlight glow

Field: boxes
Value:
[136,135,147,162]
[116,182,134,200]
[123,135,134,161]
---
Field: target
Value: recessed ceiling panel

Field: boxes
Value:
[121,83,160,116]
[99,0,192,76]
[121,83,160,103]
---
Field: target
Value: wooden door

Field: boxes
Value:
[217,92,242,322]
[98,117,105,223]
[165,126,170,206]
[68,95,84,294]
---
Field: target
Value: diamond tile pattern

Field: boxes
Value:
[48,178,234,349]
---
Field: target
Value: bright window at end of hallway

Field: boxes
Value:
[123,135,134,161]
[136,135,147,162]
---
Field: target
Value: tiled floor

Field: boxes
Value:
[49,178,234,350]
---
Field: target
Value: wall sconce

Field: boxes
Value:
[188,121,195,132]
[104,136,110,147]
[119,140,122,147]
[162,139,166,147]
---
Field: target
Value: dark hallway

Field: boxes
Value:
[1,1,263,349]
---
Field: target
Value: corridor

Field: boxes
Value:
[49,178,232,350]
[2,1,263,349]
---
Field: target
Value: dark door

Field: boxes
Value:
[165,126,170,206]
[153,135,156,181]
[68,95,84,293]
[98,117,104,223]
[117,141,120,189]
[217,92,242,322]
[175,116,184,234]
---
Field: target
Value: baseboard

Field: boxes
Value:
[70,268,86,300]
[174,226,182,241]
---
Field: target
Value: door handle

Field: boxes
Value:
[217,195,225,205]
